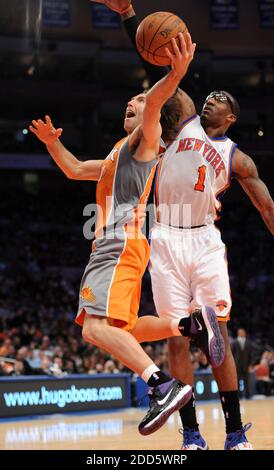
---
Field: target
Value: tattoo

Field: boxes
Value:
[242,154,255,174]
[234,151,274,234]
[233,150,258,179]
[246,178,264,203]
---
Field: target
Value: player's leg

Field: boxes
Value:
[149,224,208,449]
[168,337,193,387]
[167,336,208,450]
[82,313,161,375]
[213,322,253,449]
[192,226,253,449]
[129,275,183,342]
[213,322,238,390]
[77,233,192,436]
[130,314,209,448]
[130,313,213,343]
[130,315,181,341]
[82,311,192,435]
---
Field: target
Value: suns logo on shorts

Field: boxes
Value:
[216,300,228,312]
[81,286,96,302]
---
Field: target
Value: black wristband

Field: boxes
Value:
[123,16,169,87]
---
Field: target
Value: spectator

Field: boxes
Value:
[39,354,53,375]
[0,338,13,356]
[63,357,78,374]
[103,360,119,374]
[50,356,66,376]
[231,328,253,398]
[9,360,25,376]
[254,352,271,396]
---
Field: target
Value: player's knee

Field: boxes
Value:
[82,319,101,346]
[82,324,93,344]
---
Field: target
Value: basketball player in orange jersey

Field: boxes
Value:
[29,33,224,438]
[95,0,274,450]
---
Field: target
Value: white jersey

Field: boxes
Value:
[155,114,237,227]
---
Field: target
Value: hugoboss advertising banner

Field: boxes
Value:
[0,374,131,417]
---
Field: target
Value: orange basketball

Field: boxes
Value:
[136,11,188,67]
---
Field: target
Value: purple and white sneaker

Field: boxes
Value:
[138,379,192,436]
[225,423,253,450]
[190,306,225,368]
[180,428,209,450]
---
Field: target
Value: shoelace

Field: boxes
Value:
[226,423,252,446]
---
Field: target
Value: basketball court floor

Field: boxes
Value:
[0,397,273,450]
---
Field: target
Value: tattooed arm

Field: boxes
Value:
[232,148,274,235]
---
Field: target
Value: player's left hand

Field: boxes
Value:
[165,32,196,79]
[29,115,63,145]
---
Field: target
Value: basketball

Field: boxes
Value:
[136,11,188,66]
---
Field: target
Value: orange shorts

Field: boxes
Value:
[75,229,150,331]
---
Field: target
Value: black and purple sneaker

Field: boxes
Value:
[190,306,225,368]
[138,379,192,436]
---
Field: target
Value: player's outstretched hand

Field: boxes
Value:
[89,0,131,14]
[165,32,196,79]
[29,115,63,145]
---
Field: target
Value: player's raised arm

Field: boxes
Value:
[232,148,274,235]
[142,33,196,145]
[130,33,196,163]
[90,0,168,85]
[90,1,196,119]
[29,116,103,181]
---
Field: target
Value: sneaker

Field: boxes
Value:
[224,423,253,450]
[190,306,225,368]
[180,428,209,450]
[138,379,192,436]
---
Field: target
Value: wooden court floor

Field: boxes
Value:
[0,397,273,450]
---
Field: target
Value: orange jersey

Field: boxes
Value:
[95,137,157,238]
[76,137,158,331]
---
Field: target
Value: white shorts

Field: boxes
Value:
[149,223,231,322]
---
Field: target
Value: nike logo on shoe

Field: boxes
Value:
[157,388,173,405]
[196,318,203,331]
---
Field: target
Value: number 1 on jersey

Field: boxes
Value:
[194,165,206,192]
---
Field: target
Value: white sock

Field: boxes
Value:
[141,364,160,383]
[170,318,182,336]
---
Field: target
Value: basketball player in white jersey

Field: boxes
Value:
[95,0,274,450]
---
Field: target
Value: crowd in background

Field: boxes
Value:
[0,185,273,397]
